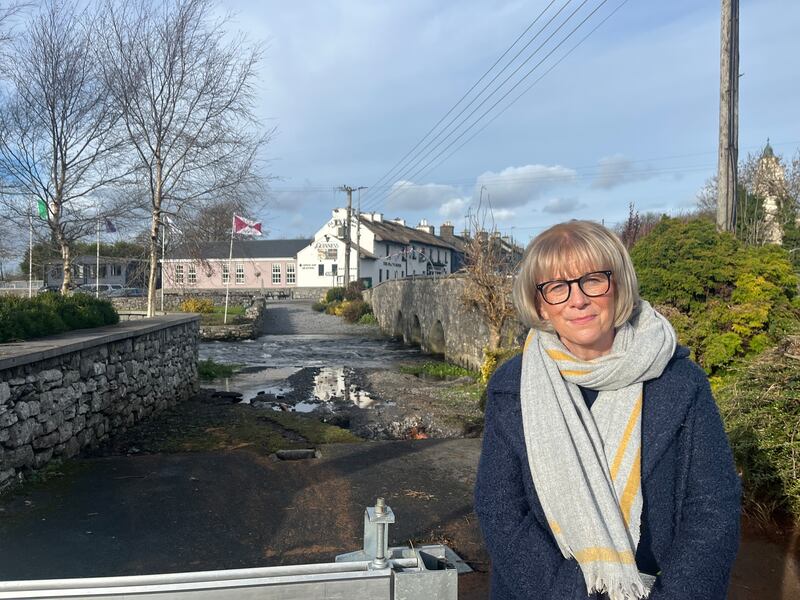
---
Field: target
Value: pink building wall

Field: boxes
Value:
[162,258,298,290]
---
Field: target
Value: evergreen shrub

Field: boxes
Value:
[325,287,345,303]
[631,218,799,373]
[341,299,371,323]
[0,293,119,343]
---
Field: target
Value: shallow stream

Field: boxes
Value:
[199,334,424,413]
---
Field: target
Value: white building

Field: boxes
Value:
[296,209,458,288]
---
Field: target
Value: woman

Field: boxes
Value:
[475,221,740,600]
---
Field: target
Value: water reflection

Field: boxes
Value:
[199,335,415,414]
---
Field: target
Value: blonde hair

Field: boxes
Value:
[512,220,639,330]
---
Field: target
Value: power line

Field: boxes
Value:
[369,0,612,213]
[360,0,565,207]
[360,0,564,204]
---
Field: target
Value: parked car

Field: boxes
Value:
[77,283,124,296]
[108,287,146,297]
[37,282,79,294]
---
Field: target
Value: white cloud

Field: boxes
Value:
[541,197,587,214]
[492,208,516,222]
[591,155,659,190]
[474,164,576,208]
[438,197,470,219]
[386,180,462,211]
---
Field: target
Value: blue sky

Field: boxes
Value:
[227,0,799,243]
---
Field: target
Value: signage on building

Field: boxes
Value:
[314,242,338,261]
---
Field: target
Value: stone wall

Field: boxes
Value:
[0,315,200,487]
[364,276,524,370]
[111,287,330,312]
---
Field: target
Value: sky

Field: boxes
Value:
[217,0,800,245]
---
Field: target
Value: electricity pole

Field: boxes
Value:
[338,185,366,287]
[717,0,739,233]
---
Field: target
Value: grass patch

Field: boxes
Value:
[143,403,360,455]
[358,313,378,325]
[198,359,239,380]
[266,411,362,445]
[399,360,479,381]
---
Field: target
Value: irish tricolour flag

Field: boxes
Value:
[233,214,262,236]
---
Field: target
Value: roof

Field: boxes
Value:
[360,217,458,250]
[169,239,312,260]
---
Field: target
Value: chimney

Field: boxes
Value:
[392,217,406,226]
[372,212,383,222]
[477,230,489,244]
[439,222,455,238]
[416,219,435,235]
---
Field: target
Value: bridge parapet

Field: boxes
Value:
[365,275,521,370]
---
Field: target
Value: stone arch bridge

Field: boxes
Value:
[364,275,521,370]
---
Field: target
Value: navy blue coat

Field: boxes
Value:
[474,347,741,599]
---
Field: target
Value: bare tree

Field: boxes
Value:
[461,196,520,351]
[98,0,270,315]
[0,0,124,292]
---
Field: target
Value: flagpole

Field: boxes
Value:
[160,223,166,314]
[224,215,234,325]
[28,205,33,298]
[95,211,100,298]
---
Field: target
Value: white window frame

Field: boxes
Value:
[222,263,230,285]
[286,264,296,284]
[235,263,245,284]
[188,264,197,284]
[272,263,281,285]
[175,264,184,284]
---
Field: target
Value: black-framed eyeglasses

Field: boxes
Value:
[536,270,612,305]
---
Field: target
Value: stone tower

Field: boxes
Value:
[755,140,787,245]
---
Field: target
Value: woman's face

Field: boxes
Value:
[537,265,616,360]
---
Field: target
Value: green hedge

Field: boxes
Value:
[0,292,119,343]
[631,218,799,374]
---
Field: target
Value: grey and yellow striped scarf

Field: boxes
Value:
[520,301,676,599]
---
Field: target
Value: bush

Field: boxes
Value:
[632,217,799,374]
[341,299,371,323]
[325,300,342,315]
[325,287,345,303]
[479,346,522,385]
[344,281,364,301]
[311,301,326,312]
[715,341,800,522]
[180,297,215,313]
[198,359,236,380]
[358,313,378,325]
[0,293,119,343]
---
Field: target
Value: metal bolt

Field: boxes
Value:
[375,497,385,516]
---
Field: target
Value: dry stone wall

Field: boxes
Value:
[0,315,199,487]
[365,276,524,370]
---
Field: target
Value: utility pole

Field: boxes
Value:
[717,0,739,233]
[338,185,366,287]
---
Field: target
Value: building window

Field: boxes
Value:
[272,263,281,284]
[235,263,245,284]
[222,263,230,284]
[318,264,324,276]
[331,264,338,275]
[188,264,197,284]
[287,264,296,284]
[99,265,107,278]
[111,264,122,277]
[175,264,184,284]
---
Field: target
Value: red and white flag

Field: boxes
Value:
[233,214,262,236]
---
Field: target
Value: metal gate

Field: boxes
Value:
[0,499,458,600]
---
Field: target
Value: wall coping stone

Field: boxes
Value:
[0,314,200,371]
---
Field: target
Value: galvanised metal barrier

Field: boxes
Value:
[0,499,458,600]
